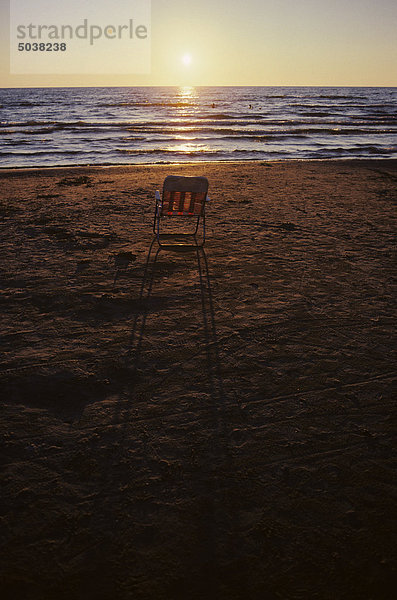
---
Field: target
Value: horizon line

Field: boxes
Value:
[1,83,397,90]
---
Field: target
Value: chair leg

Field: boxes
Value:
[157,210,161,245]
[153,205,158,234]
[193,214,205,247]
[194,216,200,234]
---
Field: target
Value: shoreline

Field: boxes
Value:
[1,157,397,175]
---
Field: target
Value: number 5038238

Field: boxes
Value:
[18,43,67,51]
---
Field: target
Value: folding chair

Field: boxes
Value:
[153,175,210,247]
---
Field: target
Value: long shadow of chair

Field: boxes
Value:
[125,242,223,404]
[120,243,250,596]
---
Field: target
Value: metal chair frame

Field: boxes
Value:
[153,176,210,247]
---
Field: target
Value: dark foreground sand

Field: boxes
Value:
[0,160,396,600]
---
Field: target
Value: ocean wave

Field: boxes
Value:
[0,149,89,157]
[316,94,355,100]
[288,126,397,136]
[119,136,146,141]
[230,148,286,154]
[116,148,222,156]
[0,120,57,128]
[300,111,339,117]
[16,102,37,107]
[99,101,196,108]
[4,119,387,135]
[196,113,237,120]
[222,134,297,141]
[1,139,33,146]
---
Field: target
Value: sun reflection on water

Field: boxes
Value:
[165,142,212,154]
[164,87,212,153]
[178,85,196,100]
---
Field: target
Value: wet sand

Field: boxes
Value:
[1,160,396,599]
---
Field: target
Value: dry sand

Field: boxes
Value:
[1,160,396,599]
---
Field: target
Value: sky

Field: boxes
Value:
[1,0,396,87]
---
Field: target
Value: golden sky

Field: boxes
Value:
[1,0,396,87]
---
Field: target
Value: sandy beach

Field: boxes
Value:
[1,159,396,599]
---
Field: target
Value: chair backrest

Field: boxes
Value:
[161,176,209,217]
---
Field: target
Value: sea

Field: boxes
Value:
[0,86,396,167]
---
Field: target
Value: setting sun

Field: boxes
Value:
[181,53,192,66]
